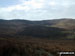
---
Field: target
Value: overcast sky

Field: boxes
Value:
[0,0,75,20]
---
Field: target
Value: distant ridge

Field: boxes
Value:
[0,18,75,39]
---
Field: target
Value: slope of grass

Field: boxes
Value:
[0,38,75,56]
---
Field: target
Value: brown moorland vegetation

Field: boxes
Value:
[0,37,75,56]
[0,19,75,56]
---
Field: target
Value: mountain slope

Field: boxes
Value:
[17,25,67,39]
[0,19,75,39]
[50,19,75,30]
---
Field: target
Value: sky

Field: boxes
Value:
[0,0,75,20]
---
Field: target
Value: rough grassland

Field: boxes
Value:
[0,38,75,56]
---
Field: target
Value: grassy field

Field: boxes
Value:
[0,37,75,56]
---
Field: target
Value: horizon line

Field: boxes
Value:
[0,18,74,21]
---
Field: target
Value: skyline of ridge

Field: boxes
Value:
[0,18,74,21]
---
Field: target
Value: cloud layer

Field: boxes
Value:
[0,0,75,20]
